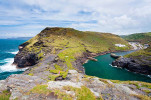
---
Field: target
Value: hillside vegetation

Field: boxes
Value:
[122,32,151,44]
[124,45,151,67]
[15,27,130,70]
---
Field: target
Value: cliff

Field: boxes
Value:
[112,45,151,75]
[0,27,151,100]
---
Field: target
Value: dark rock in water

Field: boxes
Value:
[13,53,38,68]
[110,53,121,59]
[112,57,151,75]
[88,57,98,61]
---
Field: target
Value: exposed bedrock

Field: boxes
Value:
[112,57,151,75]
[13,52,38,68]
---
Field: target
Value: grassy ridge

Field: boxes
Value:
[24,27,130,69]
[22,27,131,80]
[121,32,151,44]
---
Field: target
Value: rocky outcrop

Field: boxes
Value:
[13,53,38,68]
[112,57,151,75]
[1,70,149,100]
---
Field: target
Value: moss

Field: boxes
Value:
[28,73,34,76]
[63,86,96,100]
[53,89,73,100]
[0,90,11,100]
[131,94,151,100]
[30,84,51,94]
[142,90,151,94]
[48,74,60,81]
[38,52,44,60]
[111,80,151,90]
[54,64,63,71]
[49,69,68,80]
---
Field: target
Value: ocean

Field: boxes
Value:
[0,39,28,80]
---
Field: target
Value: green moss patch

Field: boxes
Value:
[63,86,97,100]
[0,90,11,100]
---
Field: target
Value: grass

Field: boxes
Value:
[48,74,60,81]
[131,94,151,100]
[53,89,73,100]
[28,73,34,76]
[49,69,68,79]
[111,80,151,89]
[0,90,11,100]
[122,32,151,44]
[63,86,97,100]
[124,49,151,58]
[54,64,63,71]
[30,84,51,94]
[30,84,98,100]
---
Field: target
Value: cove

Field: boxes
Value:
[83,51,151,83]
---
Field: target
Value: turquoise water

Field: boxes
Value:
[0,39,27,80]
[83,51,151,83]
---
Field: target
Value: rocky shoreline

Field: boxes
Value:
[112,42,151,76]
[112,57,151,75]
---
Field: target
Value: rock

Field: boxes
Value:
[13,53,38,68]
[18,42,29,51]
[48,81,83,89]
[110,53,122,59]
[0,80,7,92]
[112,57,151,75]
[87,57,98,61]
[5,74,46,100]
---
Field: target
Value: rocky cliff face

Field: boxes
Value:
[112,45,151,75]
[112,57,151,75]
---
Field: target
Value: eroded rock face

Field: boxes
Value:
[13,53,38,68]
[112,57,151,75]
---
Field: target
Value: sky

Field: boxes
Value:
[0,0,151,38]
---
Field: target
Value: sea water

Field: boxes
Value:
[0,39,28,80]
[83,51,151,83]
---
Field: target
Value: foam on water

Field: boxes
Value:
[8,51,19,55]
[0,58,28,73]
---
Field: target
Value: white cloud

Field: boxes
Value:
[0,0,151,37]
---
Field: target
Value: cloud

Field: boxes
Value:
[0,0,151,37]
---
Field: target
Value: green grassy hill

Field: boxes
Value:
[122,32,151,44]
[22,27,130,69]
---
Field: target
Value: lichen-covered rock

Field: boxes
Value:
[5,74,46,100]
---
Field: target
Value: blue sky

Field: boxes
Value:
[0,0,151,38]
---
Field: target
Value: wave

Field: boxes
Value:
[0,58,28,73]
[8,51,18,55]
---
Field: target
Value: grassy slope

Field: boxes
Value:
[24,27,130,70]
[122,32,151,65]
[122,32,151,44]
[124,46,151,66]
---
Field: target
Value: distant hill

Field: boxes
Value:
[121,32,151,44]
